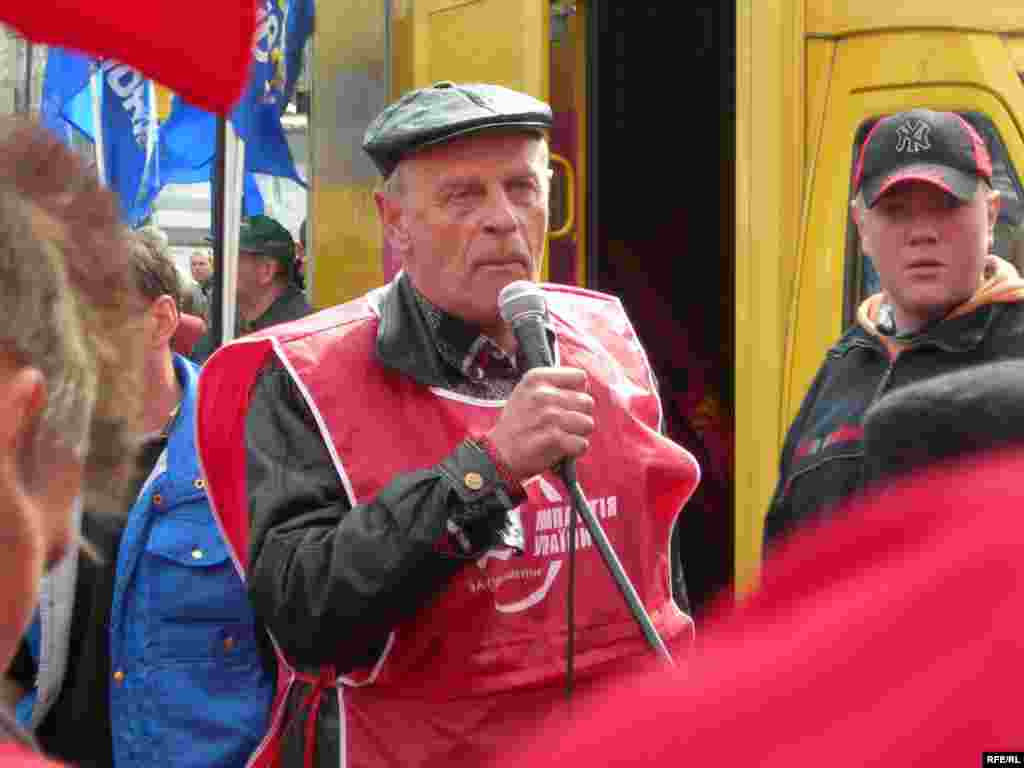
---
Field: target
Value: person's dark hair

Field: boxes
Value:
[0,116,145,511]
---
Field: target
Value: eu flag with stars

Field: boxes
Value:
[282,0,314,109]
[158,0,305,210]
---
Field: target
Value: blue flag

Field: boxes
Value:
[282,0,314,110]
[159,0,305,198]
[42,50,160,226]
[245,173,266,216]
[97,61,161,226]
[40,47,92,141]
[158,102,268,216]
[232,0,304,182]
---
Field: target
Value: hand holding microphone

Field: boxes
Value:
[486,282,595,484]
[490,280,674,666]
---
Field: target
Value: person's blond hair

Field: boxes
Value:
[0,190,94,479]
[0,117,145,511]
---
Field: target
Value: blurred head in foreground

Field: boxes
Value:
[0,117,144,669]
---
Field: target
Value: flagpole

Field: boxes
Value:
[212,115,245,353]
[223,124,244,345]
[211,115,226,350]
[90,71,106,184]
[21,41,34,114]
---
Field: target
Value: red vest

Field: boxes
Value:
[197,282,699,768]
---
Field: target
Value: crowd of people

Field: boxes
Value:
[0,70,1021,768]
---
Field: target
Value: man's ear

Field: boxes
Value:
[850,198,871,253]
[149,295,180,348]
[0,365,46,478]
[987,188,1001,233]
[0,363,48,664]
[374,191,411,254]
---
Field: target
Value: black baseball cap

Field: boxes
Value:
[853,109,993,208]
[362,81,553,178]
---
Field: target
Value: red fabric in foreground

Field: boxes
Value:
[2,0,255,114]
[0,742,65,766]
[509,449,1024,766]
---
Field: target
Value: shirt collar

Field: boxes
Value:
[410,285,519,383]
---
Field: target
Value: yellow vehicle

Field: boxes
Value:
[739,2,1024,590]
[305,1,1024,607]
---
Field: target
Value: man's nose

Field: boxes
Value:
[482,188,517,235]
[906,209,941,245]
[907,223,939,245]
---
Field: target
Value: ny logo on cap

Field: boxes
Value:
[895,119,931,153]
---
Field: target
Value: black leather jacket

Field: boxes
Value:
[765,300,1024,548]
[191,284,313,365]
[244,277,532,671]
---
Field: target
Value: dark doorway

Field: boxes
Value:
[588,3,736,618]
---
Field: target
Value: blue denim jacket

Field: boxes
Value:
[108,353,272,767]
[22,354,273,767]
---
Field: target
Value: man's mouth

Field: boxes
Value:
[905,258,944,270]
[476,256,529,270]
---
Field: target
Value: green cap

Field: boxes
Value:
[208,215,295,264]
[362,81,553,177]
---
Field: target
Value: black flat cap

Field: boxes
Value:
[362,81,553,177]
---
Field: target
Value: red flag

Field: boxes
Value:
[3,0,255,114]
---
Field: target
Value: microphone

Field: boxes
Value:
[499,280,578,483]
[498,280,554,370]
[497,280,674,666]
[498,281,574,486]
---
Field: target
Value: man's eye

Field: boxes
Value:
[449,188,480,203]
[508,180,537,197]
[880,202,907,216]
[942,192,965,210]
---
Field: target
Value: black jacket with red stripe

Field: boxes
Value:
[764,300,1024,548]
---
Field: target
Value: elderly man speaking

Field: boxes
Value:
[197,82,699,768]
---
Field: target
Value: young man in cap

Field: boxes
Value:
[764,108,1024,545]
[196,82,699,767]
[190,214,312,364]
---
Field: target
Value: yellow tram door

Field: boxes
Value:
[308,0,570,309]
